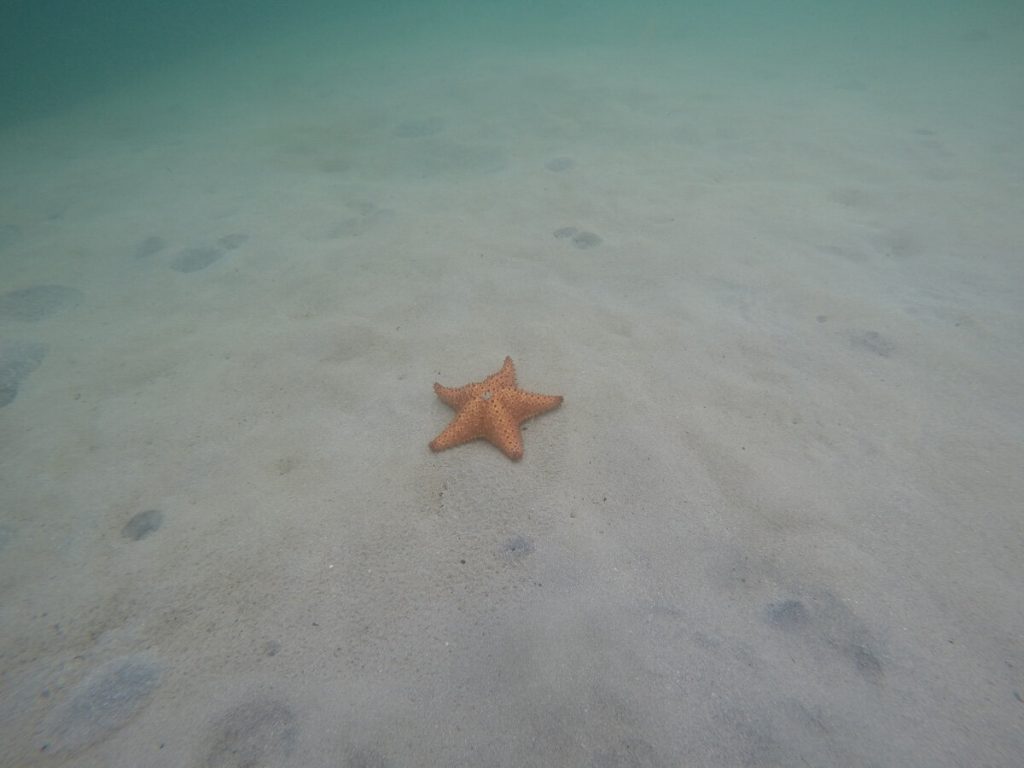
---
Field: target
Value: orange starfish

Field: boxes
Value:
[429,357,563,460]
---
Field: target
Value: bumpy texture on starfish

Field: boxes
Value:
[429,356,563,460]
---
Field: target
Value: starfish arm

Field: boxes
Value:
[487,356,518,390]
[433,381,476,409]
[499,390,564,422]
[429,399,487,452]
[486,402,525,460]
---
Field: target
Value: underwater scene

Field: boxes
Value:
[1,1,1022,766]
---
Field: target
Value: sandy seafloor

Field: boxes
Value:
[1,5,1023,767]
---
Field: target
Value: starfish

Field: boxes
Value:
[429,356,563,460]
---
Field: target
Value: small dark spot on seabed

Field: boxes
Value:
[502,535,533,559]
[133,235,165,259]
[572,231,602,248]
[850,644,884,681]
[171,246,223,273]
[0,285,82,321]
[764,599,809,629]
[122,510,163,541]
[218,233,248,250]
[262,640,281,657]
[553,226,602,248]
[545,156,575,172]
[0,340,47,408]
[849,329,895,357]
[201,699,298,768]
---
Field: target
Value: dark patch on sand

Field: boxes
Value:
[572,231,602,249]
[502,535,534,560]
[555,227,602,249]
[38,656,161,753]
[0,524,14,552]
[870,228,918,259]
[764,599,809,630]
[345,747,390,768]
[821,244,869,264]
[0,285,82,321]
[171,246,224,273]
[592,735,660,767]
[121,510,163,541]
[408,142,506,177]
[200,699,298,768]
[545,156,575,172]
[762,590,885,684]
[133,235,165,259]
[328,205,395,239]
[262,640,281,657]
[849,330,895,357]
[849,644,884,682]
[0,339,47,407]
[217,233,249,250]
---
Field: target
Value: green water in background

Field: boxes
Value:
[1,4,1022,765]
[2,1,1021,127]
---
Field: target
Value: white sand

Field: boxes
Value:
[1,12,1022,767]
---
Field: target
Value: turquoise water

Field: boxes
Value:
[1,2,1022,767]
[3,2,1021,123]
